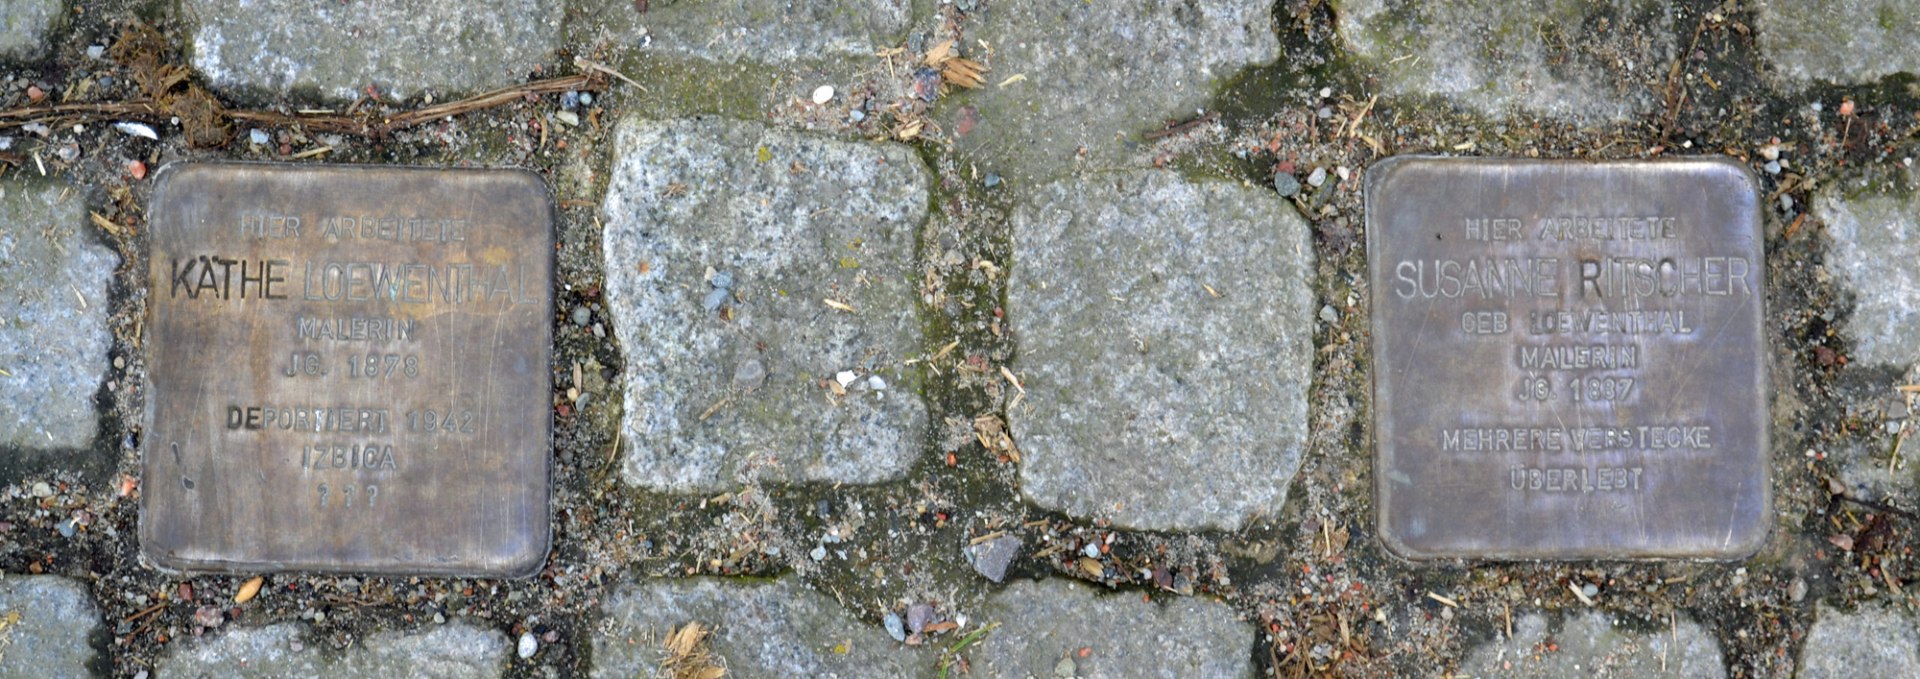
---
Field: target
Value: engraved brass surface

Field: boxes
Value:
[1368,157,1768,560]
[142,163,553,575]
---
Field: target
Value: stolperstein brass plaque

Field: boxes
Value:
[1368,157,1768,560]
[142,163,553,575]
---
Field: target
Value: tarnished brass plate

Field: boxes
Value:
[142,163,553,575]
[1368,157,1768,560]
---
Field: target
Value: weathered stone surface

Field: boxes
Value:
[155,621,508,678]
[1008,170,1313,531]
[0,576,103,678]
[948,0,1277,184]
[602,116,930,492]
[1818,180,1920,368]
[1460,610,1724,678]
[1338,0,1674,121]
[1835,369,1920,502]
[1799,603,1920,679]
[187,0,562,101]
[965,535,1021,583]
[592,577,926,678]
[0,181,115,451]
[586,0,907,65]
[973,579,1252,679]
[0,0,59,62]
[569,0,911,122]
[1755,0,1920,84]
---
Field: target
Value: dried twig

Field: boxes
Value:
[0,74,600,139]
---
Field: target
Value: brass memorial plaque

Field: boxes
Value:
[1368,157,1768,560]
[142,163,553,575]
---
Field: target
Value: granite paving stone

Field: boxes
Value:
[1817,176,1920,368]
[0,576,103,679]
[601,116,930,492]
[591,577,926,678]
[1798,603,1920,679]
[154,621,508,678]
[0,180,116,452]
[1008,169,1314,531]
[946,0,1278,184]
[1755,0,1920,84]
[187,0,563,101]
[972,579,1253,679]
[0,0,59,62]
[1338,0,1676,121]
[1460,610,1725,678]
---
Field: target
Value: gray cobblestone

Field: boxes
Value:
[1338,0,1675,121]
[155,621,507,678]
[601,116,930,492]
[1008,170,1313,531]
[0,576,102,679]
[592,577,926,678]
[0,180,116,452]
[187,0,563,101]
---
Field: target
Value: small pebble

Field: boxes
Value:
[560,90,580,110]
[553,110,580,127]
[1763,160,1781,175]
[30,482,51,498]
[702,288,730,312]
[1759,143,1781,161]
[1780,194,1795,212]
[1581,583,1599,598]
[849,109,867,123]
[912,68,942,101]
[194,606,224,628]
[812,85,835,105]
[570,305,591,326]
[983,173,1002,188]
[965,535,1021,583]
[710,270,734,289]
[835,371,858,387]
[1272,172,1300,197]
[1055,656,1077,677]
[87,45,105,60]
[867,375,886,391]
[907,603,934,634]
[810,544,827,561]
[1316,106,1332,119]
[579,92,593,106]
[434,612,447,624]
[1319,305,1338,323]
[0,136,11,150]
[249,129,270,146]
[1082,543,1100,559]
[518,632,538,659]
[1307,167,1328,188]
[55,518,75,538]
[884,612,906,642]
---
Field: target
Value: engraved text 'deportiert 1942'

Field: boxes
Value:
[1368,157,1768,560]
[142,163,554,575]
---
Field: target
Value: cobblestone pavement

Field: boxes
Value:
[4,0,1920,677]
